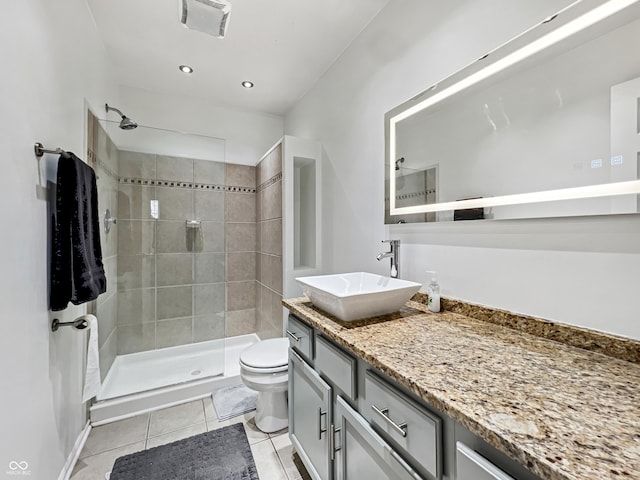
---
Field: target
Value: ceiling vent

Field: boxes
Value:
[180,0,231,39]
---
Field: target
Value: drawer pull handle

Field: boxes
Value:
[318,408,327,439]
[371,404,408,438]
[286,330,302,342]
[330,424,341,461]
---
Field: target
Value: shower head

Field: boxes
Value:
[105,103,138,130]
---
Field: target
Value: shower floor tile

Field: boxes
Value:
[71,398,309,480]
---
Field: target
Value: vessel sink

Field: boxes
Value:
[296,272,421,322]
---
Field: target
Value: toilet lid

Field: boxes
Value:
[240,338,289,369]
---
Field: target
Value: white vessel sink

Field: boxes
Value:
[296,272,421,322]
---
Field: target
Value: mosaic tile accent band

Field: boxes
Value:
[88,148,119,182]
[396,189,437,200]
[119,177,256,193]
[257,172,282,193]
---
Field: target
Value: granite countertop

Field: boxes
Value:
[283,297,640,480]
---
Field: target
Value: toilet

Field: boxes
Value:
[239,338,289,433]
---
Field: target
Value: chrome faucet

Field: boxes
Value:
[376,240,400,278]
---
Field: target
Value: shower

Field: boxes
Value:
[105,103,138,130]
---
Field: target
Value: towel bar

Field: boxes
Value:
[51,317,89,332]
[34,142,70,159]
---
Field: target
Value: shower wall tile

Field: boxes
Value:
[156,317,193,349]
[194,160,225,185]
[262,181,282,221]
[226,193,256,222]
[118,288,155,325]
[255,252,262,284]
[262,254,282,295]
[118,323,156,355]
[255,221,263,251]
[96,122,119,173]
[157,286,193,320]
[226,223,256,252]
[258,253,270,290]
[99,329,117,382]
[227,252,256,282]
[194,191,225,221]
[194,253,225,284]
[117,255,155,290]
[256,189,263,223]
[228,281,256,311]
[97,294,117,350]
[225,309,256,337]
[258,144,282,186]
[119,151,156,179]
[193,313,225,342]
[226,164,256,188]
[157,254,193,286]
[156,187,192,221]
[261,219,282,256]
[194,283,225,315]
[102,255,117,299]
[118,185,157,220]
[156,221,190,253]
[157,155,194,183]
[194,222,225,253]
[118,220,156,255]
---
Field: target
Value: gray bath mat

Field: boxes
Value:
[109,423,258,480]
[212,384,258,421]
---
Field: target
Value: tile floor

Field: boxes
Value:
[71,398,310,480]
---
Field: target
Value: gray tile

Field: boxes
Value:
[255,252,262,284]
[157,155,193,183]
[258,143,282,186]
[251,435,288,479]
[204,409,269,445]
[194,253,225,284]
[256,189,263,222]
[194,190,225,221]
[157,221,191,253]
[255,283,266,332]
[262,180,282,221]
[80,414,149,458]
[194,283,226,315]
[225,309,256,337]
[194,222,225,253]
[119,150,156,179]
[148,400,205,437]
[118,288,155,325]
[193,313,225,342]
[117,323,155,354]
[262,218,282,255]
[156,186,193,220]
[227,252,256,282]
[71,441,145,480]
[98,329,117,383]
[226,164,256,188]
[118,220,155,255]
[157,286,193,320]
[271,433,302,480]
[259,253,272,291]
[95,125,118,174]
[228,281,256,311]
[146,423,207,449]
[226,193,256,222]
[156,317,193,348]
[102,256,117,299]
[117,185,156,220]
[117,255,155,290]
[195,159,225,185]
[97,294,117,349]
[226,223,256,252]
[268,254,283,295]
[157,253,193,286]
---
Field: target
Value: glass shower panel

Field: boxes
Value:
[94,118,226,399]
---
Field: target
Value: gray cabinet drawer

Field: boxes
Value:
[364,371,442,480]
[315,335,357,400]
[456,442,515,480]
[287,314,313,360]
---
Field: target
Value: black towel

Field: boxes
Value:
[50,153,107,311]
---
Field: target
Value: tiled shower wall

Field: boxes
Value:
[90,114,119,380]
[116,151,258,355]
[256,144,284,339]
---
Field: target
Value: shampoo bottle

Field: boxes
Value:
[426,271,441,313]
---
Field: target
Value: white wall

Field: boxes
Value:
[117,86,284,166]
[0,0,117,478]
[285,0,640,339]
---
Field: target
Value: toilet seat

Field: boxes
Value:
[239,338,288,369]
[240,362,287,374]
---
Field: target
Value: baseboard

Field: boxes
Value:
[57,421,91,480]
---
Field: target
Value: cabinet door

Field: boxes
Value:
[334,396,424,480]
[289,348,333,480]
[456,442,515,480]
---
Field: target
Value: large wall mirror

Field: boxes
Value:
[385,0,640,224]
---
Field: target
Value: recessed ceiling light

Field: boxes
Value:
[241,81,254,88]
[179,65,194,74]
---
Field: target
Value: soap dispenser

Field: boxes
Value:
[426,271,441,313]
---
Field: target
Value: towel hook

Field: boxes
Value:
[51,317,89,332]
